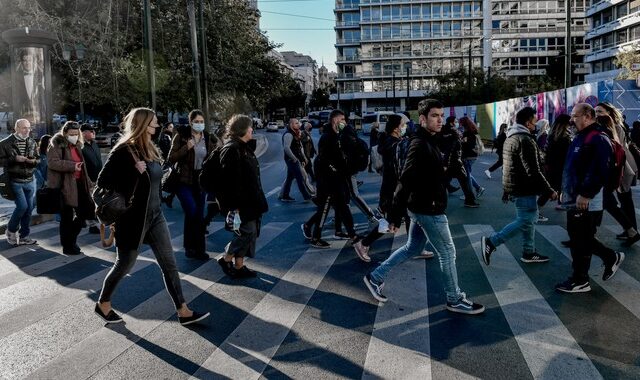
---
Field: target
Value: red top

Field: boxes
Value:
[69,146,83,180]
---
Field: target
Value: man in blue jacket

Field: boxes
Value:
[556,103,624,293]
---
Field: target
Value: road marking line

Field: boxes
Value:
[265,186,281,198]
[464,225,602,380]
[539,224,640,321]
[22,223,288,380]
[362,229,432,380]
[190,236,348,380]
[0,223,61,262]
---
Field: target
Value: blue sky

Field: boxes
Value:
[259,0,337,71]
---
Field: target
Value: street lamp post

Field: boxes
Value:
[385,88,389,110]
[392,72,396,112]
[565,0,572,89]
[63,44,86,122]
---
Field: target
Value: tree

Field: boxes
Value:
[614,45,640,80]
[309,87,330,110]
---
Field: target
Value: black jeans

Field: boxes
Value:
[617,190,637,230]
[175,182,206,254]
[446,168,476,202]
[488,154,503,172]
[604,190,636,231]
[567,209,616,282]
[99,209,186,309]
[59,181,87,252]
[306,179,355,240]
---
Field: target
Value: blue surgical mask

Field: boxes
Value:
[192,123,205,132]
[400,126,407,136]
[338,122,346,131]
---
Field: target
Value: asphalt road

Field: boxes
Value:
[0,128,639,379]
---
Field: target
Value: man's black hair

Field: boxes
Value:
[417,99,444,117]
[515,107,536,126]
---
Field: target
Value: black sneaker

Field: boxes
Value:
[94,304,124,324]
[555,278,591,293]
[278,195,296,202]
[88,226,100,234]
[603,251,625,281]
[622,233,640,247]
[301,223,312,240]
[363,274,388,302]
[310,239,331,249]
[481,236,496,265]
[521,252,550,263]
[464,201,480,208]
[233,265,257,278]
[333,231,350,240]
[63,245,82,255]
[179,311,210,326]
[446,296,485,315]
[217,257,236,276]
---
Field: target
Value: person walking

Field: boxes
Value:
[158,122,174,161]
[439,116,480,207]
[300,122,316,182]
[555,103,624,293]
[542,115,572,211]
[363,99,484,315]
[485,123,507,179]
[34,134,50,190]
[217,115,268,278]
[460,116,485,198]
[0,119,39,246]
[95,107,209,325]
[302,110,358,248]
[595,102,639,246]
[47,121,95,255]
[80,123,103,234]
[168,110,216,260]
[278,118,313,202]
[368,126,379,173]
[480,107,557,266]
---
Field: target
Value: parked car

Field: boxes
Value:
[362,111,395,135]
[276,120,285,129]
[266,122,279,132]
[95,124,121,147]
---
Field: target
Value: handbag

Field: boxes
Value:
[36,186,63,214]
[92,147,140,226]
[0,168,15,201]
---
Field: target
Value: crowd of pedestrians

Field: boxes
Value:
[0,96,637,324]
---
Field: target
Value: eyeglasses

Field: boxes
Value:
[570,114,583,119]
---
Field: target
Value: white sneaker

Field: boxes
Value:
[484,169,492,179]
[6,230,17,246]
[413,250,435,259]
[354,241,371,262]
[18,236,37,245]
[377,218,390,233]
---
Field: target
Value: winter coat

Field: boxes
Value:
[0,134,39,183]
[377,132,401,213]
[562,123,612,206]
[437,124,464,174]
[493,132,506,157]
[544,133,572,191]
[391,127,447,223]
[461,130,478,160]
[300,129,316,160]
[81,139,103,182]
[314,124,348,185]
[47,133,93,208]
[220,137,268,222]
[158,131,173,160]
[282,128,306,164]
[96,144,154,250]
[168,126,217,185]
[501,124,554,197]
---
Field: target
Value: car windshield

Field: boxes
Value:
[363,115,377,123]
[379,115,389,123]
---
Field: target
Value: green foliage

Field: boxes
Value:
[309,87,331,110]
[614,46,640,79]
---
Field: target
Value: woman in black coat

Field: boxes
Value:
[95,107,209,326]
[217,114,268,278]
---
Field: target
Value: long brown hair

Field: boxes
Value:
[596,102,623,127]
[550,114,571,142]
[459,116,478,134]
[596,114,620,143]
[113,107,161,162]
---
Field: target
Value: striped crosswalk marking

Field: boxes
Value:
[464,225,602,380]
[24,222,289,379]
[537,224,640,320]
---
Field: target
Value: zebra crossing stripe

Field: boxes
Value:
[463,225,602,380]
[538,224,640,320]
[0,222,61,262]
[362,229,433,380]
[190,236,348,379]
[24,222,287,379]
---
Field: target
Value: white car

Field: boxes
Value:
[266,122,279,132]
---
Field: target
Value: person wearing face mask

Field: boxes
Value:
[481,107,557,267]
[95,107,210,325]
[47,121,95,255]
[168,109,217,260]
[439,116,480,208]
[80,123,103,234]
[0,119,39,246]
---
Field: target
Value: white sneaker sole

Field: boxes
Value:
[604,252,625,281]
[180,311,210,326]
[363,276,387,303]
[446,304,485,315]
[556,284,591,293]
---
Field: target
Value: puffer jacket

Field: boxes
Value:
[502,124,554,197]
[168,125,217,185]
[0,134,39,183]
[47,133,93,208]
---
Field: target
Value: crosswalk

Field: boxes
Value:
[0,215,639,379]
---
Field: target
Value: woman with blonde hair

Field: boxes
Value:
[217,114,268,278]
[94,107,209,325]
[47,121,94,255]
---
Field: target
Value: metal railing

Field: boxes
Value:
[493,25,587,35]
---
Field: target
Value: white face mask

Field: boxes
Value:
[400,126,407,136]
[67,135,79,145]
[192,123,205,132]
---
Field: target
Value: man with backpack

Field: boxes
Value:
[278,118,313,203]
[481,107,557,267]
[554,103,624,293]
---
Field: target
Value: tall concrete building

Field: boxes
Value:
[280,51,318,96]
[488,0,590,85]
[334,0,491,113]
[585,0,640,82]
[319,64,338,89]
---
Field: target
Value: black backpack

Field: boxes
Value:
[345,136,370,174]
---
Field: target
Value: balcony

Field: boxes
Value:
[585,38,640,62]
[335,38,361,46]
[493,25,587,38]
[586,12,640,40]
[335,21,360,29]
[574,63,590,75]
[586,0,627,17]
[358,49,483,61]
[361,30,483,43]
[359,14,484,24]
[335,2,359,11]
[336,55,361,63]
[336,73,360,79]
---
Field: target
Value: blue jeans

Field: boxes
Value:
[280,160,312,200]
[175,183,206,252]
[463,159,481,192]
[489,195,537,254]
[8,179,36,237]
[370,212,464,303]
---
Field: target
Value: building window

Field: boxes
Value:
[372,6,381,20]
[362,8,371,21]
[392,5,400,20]
[422,4,430,18]
[411,5,421,20]
[371,25,381,40]
[617,2,628,18]
[602,8,613,24]
[463,2,471,17]
[401,5,411,20]
[443,4,451,18]
[382,25,391,39]
[453,3,461,17]
[412,23,422,38]
[443,21,451,36]
[433,4,441,19]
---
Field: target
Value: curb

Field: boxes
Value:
[0,213,54,235]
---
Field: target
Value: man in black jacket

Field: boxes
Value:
[0,119,39,246]
[363,99,484,315]
[481,107,557,266]
[439,117,479,208]
[302,109,357,248]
